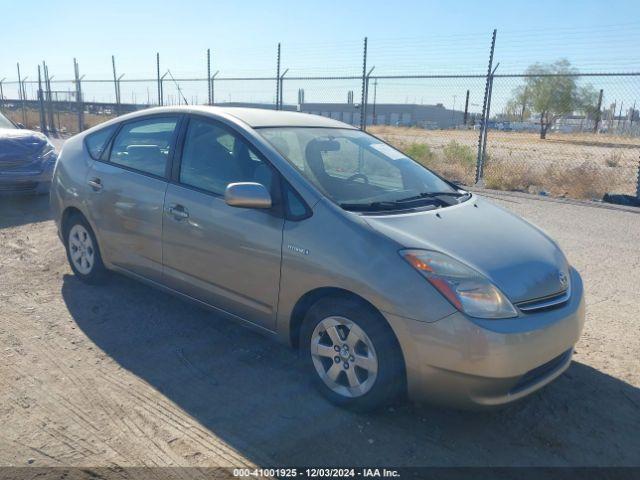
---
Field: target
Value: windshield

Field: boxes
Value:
[258,127,466,212]
[0,112,16,129]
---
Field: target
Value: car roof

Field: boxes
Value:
[214,107,356,129]
[113,105,357,129]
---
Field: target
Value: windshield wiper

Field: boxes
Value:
[395,191,469,203]
[339,200,437,212]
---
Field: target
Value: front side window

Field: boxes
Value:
[179,117,274,196]
[259,127,465,212]
[109,117,179,177]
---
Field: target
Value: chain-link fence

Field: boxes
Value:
[1,34,639,202]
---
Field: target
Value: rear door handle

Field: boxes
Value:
[87,177,102,191]
[167,204,189,220]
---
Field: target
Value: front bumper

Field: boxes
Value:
[386,267,585,409]
[0,160,55,196]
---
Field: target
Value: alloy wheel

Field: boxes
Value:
[310,316,378,398]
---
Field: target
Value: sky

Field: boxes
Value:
[2,0,640,111]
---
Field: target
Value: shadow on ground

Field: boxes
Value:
[61,273,640,467]
[0,194,51,229]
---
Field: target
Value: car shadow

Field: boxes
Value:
[0,194,52,229]
[61,273,640,467]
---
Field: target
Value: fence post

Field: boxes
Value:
[210,70,219,105]
[73,58,84,132]
[636,158,640,200]
[480,64,499,177]
[275,43,281,109]
[0,78,5,112]
[207,49,212,105]
[44,63,56,134]
[463,89,470,125]
[17,63,27,127]
[475,29,497,185]
[156,53,162,106]
[112,55,121,115]
[279,68,289,109]
[359,37,368,130]
[37,66,47,135]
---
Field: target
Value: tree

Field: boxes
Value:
[510,59,596,139]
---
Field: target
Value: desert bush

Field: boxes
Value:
[402,142,436,165]
[606,151,622,168]
[484,158,609,199]
[442,141,476,167]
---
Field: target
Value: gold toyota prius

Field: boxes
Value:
[51,106,585,410]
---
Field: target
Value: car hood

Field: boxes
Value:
[363,196,569,304]
[0,129,49,168]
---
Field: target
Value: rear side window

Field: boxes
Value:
[85,125,117,160]
[109,117,179,177]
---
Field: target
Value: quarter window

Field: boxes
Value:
[179,117,274,195]
[86,124,117,160]
[109,117,179,177]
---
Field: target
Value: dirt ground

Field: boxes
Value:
[0,191,639,468]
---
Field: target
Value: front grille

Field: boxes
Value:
[510,349,572,394]
[516,289,570,313]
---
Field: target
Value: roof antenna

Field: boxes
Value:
[167,69,188,105]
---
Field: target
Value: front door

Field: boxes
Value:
[162,116,284,330]
[85,115,181,281]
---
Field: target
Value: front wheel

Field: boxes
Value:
[300,297,405,411]
[64,214,107,284]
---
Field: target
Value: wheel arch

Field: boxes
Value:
[61,206,85,234]
[289,287,392,350]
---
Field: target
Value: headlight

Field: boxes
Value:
[400,249,518,319]
[38,142,57,163]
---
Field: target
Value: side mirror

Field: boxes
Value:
[225,182,272,209]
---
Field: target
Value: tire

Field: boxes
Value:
[300,296,405,411]
[63,213,108,284]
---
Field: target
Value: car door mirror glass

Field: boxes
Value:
[225,182,272,209]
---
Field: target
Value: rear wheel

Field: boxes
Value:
[300,297,405,411]
[64,214,107,284]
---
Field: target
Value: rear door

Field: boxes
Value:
[162,115,284,330]
[85,115,181,281]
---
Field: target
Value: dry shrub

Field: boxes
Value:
[606,151,622,168]
[402,143,436,165]
[397,140,476,184]
[484,158,609,200]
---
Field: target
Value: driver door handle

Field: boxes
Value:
[167,203,189,220]
[87,177,102,191]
